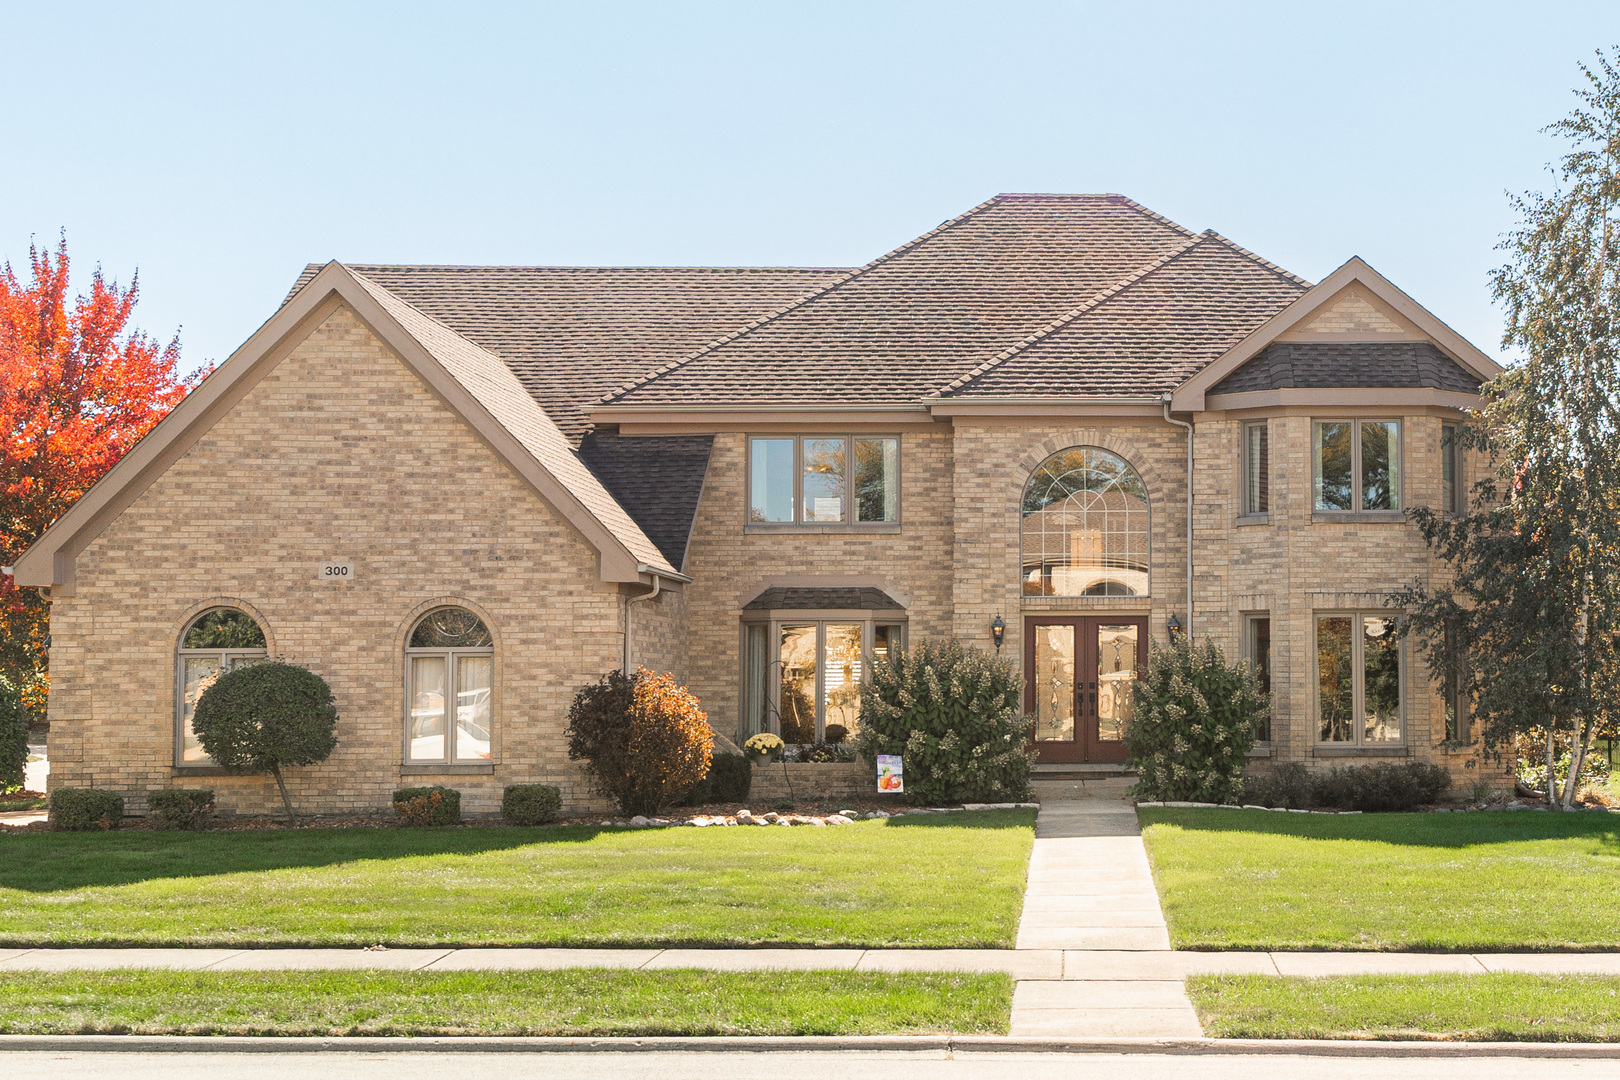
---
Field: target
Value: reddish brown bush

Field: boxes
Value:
[566,667,712,815]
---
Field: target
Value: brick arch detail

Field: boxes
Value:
[172,596,278,656]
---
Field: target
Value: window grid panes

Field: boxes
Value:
[1313,420,1401,512]
[748,436,900,525]
[406,608,494,764]
[742,618,904,743]
[1316,612,1404,745]
[1022,447,1150,597]
[176,608,267,766]
[1243,423,1269,515]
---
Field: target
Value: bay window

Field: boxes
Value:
[741,617,905,743]
[748,436,900,525]
[1316,612,1403,746]
[1314,420,1401,512]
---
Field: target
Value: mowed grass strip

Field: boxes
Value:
[0,809,1032,947]
[1139,808,1620,951]
[1189,974,1620,1042]
[0,969,1011,1037]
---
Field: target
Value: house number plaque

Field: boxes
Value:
[316,561,354,583]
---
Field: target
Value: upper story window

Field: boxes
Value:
[1441,423,1462,514]
[1314,420,1401,512]
[1022,447,1149,597]
[176,608,267,766]
[1242,421,1269,516]
[406,607,493,764]
[749,436,900,525]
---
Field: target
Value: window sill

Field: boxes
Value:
[1314,745,1410,758]
[400,763,495,775]
[1246,745,1272,758]
[744,523,902,535]
[171,766,230,777]
[1236,513,1270,527]
[1311,511,1406,524]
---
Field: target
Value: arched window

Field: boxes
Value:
[1022,447,1150,597]
[405,608,493,763]
[176,608,267,766]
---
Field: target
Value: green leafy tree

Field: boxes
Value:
[856,638,1034,805]
[1127,635,1264,804]
[191,662,339,825]
[1395,49,1620,809]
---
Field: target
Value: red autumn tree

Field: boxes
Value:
[0,236,205,714]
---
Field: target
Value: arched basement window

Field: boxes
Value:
[405,608,494,763]
[1022,447,1150,597]
[176,608,267,766]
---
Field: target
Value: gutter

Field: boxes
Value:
[1161,393,1194,639]
[623,566,664,672]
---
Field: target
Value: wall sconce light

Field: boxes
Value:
[991,614,1006,653]
[1166,613,1183,638]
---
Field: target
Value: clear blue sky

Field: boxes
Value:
[3,2,1615,375]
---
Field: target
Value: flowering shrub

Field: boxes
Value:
[1127,635,1265,804]
[566,667,711,815]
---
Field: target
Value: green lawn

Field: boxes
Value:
[1189,974,1620,1041]
[0,969,1011,1036]
[1140,808,1620,950]
[0,809,1032,947]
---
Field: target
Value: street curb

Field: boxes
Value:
[2,1034,1620,1056]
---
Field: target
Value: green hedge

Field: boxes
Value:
[0,675,28,791]
[679,752,752,806]
[49,789,124,831]
[147,789,215,831]
[392,786,460,826]
[501,784,562,825]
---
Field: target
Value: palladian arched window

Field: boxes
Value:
[405,607,493,763]
[1022,447,1150,597]
[176,608,267,766]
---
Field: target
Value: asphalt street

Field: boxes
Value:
[3,1050,1619,1079]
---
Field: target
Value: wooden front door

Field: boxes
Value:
[1025,616,1148,762]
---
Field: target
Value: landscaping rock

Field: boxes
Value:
[808,817,827,826]
[763,812,779,823]
[736,809,753,822]
[826,814,849,825]
[630,816,649,827]
[775,818,792,827]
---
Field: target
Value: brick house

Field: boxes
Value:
[15,194,1506,815]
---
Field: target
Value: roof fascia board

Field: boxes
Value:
[1203,387,1484,412]
[17,263,655,588]
[928,397,1163,418]
[1171,257,1504,412]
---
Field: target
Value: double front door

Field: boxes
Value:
[1025,617,1147,762]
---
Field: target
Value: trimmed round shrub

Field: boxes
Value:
[393,786,461,826]
[49,788,123,831]
[1128,635,1265,804]
[856,637,1034,806]
[147,789,215,830]
[1243,762,1315,809]
[566,667,712,815]
[1313,762,1451,812]
[193,661,338,824]
[0,675,26,792]
[502,784,562,825]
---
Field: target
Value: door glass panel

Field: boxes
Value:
[778,624,817,743]
[1317,617,1354,742]
[1362,616,1402,742]
[409,655,448,761]
[1033,625,1076,742]
[802,438,846,522]
[454,655,493,760]
[823,623,864,738]
[181,656,222,764]
[1096,624,1138,742]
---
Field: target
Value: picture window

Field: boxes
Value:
[1314,420,1401,512]
[405,607,493,764]
[1316,612,1403,746]
[748,436,900,525]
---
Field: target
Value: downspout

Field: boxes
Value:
[1161,393,1194,639]
[622,569,662,673]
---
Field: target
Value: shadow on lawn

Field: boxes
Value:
[1137,807,1620,850]
[0,823,620,893]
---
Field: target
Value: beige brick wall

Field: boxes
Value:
[679,429,956,741]
[47,305,631,817]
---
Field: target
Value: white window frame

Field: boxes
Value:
[739,615,906,743]
[745,435,902,527]
[175,609,267,768]
[1312,419,1403,513]
[1314,611,1406,748]
[1241,421,1270,517]
[404,610,495,765]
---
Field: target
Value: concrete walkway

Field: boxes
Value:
[1009,789,1200,1038]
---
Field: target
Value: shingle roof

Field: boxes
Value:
[742,586,905,611]
[287,265,845,441]
[603,194,1246,408]
[577,430,713,572]
[345,269,680,576]
[1208,340,1485,396]
[941,233,1309,397]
